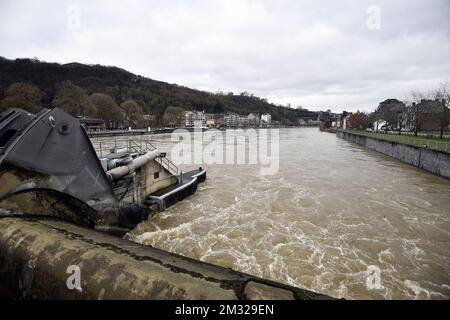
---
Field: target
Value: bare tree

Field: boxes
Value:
[430,83,450,138]
[431,82,450,108]
[407,83,450,138]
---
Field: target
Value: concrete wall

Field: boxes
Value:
[142,160,177,196]
[337,131,450,179]
[0,218,332,300]
[120,160,177,204]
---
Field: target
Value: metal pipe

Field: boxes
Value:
[106,150,160,181]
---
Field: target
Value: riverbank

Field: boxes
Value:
[337,130,450,179]
[87,126,319,138]
[320,127,337,133]
[86,127,208,138]
[344,130,450,153]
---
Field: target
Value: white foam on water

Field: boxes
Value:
[404,280,431,300]
[120,128,450,300]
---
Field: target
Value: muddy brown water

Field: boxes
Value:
[92,128,450,299]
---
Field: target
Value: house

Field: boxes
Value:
[78,116,106,131]
[205,113,220,128]
[216,117,226,128]
[261,113,272,126]
[185,111,206,127]
[415,99,449,132]
[342,114,352,130]
[206,118,216,128]
[224,113,240,127]
[240,113,258,127]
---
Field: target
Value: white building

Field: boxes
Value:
[206,119,216,127]
[373,120,387,131]
[261,113,272,125]
[342,115,351,130]
[224,113,240,127]
[185,111,206,127]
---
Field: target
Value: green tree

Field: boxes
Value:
[162,106,184,127]
[0,82,42,113]
[375,99,406,134]
[90,93,124,128]
[52,81,96,116]
[120,100,145,128]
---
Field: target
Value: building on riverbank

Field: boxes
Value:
[224,113,240,128]
[78,116,106,131]
[261,113,272,126]
[406,99,450,132]
[183,111,278,129]
[185,111,206,127]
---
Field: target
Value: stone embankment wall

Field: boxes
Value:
[337,131,450,179]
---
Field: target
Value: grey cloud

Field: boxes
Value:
[0,0,449,112]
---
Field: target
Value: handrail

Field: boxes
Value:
[156,155,179,176]
[91,138,179,176]
[144,141,179,176]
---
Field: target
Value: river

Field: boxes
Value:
[93,127,450,299]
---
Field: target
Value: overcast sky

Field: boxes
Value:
[1,0,449,112]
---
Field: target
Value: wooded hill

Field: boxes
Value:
[0,57,319,126]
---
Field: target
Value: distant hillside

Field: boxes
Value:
[0,57,319,124]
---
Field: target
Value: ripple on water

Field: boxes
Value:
[122,128,450,299]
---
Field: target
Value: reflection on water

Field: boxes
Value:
[96,128,450,299]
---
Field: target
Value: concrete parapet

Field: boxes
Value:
[0,218,332,300]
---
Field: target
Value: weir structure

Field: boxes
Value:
[0,107,206,234]
[0,217,332,300]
